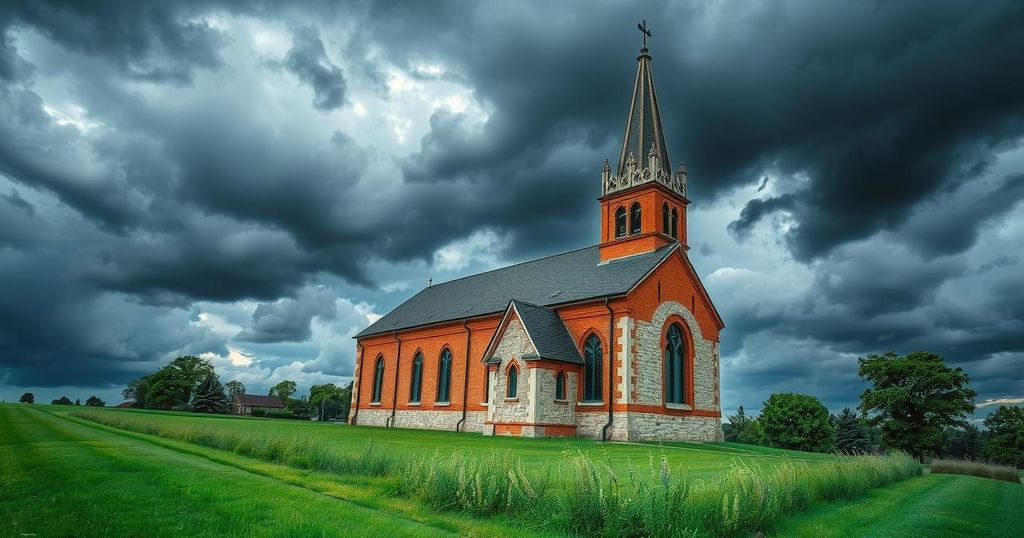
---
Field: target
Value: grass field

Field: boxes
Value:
[2,404,1021,537]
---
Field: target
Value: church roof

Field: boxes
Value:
[617,44,671,176]
[483,300,583,365]
[356,243,679,338]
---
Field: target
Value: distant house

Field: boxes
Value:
[116,401,135,408]
[234,394,285,415]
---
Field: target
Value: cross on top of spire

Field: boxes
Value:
[637,20,652,49]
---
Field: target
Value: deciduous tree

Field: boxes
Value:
[52,396,73,405]
[85,396,105,407]
[19,392,34,404]
[983,406,1024,468]
[859,351,976,462]
[225,380,245,405]
[269,380,297,403]
[760,393,835,452]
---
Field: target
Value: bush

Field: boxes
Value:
[250,408,266,417]
[931,459,1020,483]
[265,410,298,420]
[760,393,835,452]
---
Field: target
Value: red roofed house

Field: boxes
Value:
[349,37,724,441]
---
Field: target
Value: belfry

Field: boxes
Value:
[350,24,724,441]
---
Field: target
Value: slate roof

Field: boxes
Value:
[356,243,678,338]
[495,300,583,364]
[236,394,284,408]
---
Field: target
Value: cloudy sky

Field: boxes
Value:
[1,1,1022,418]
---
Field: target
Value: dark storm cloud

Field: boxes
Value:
[237,288,337,343]
[282,25,347,111]
[0,0,1021,408]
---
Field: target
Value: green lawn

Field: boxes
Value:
[0,405,454,537]
[4,404,1021,537]
[772,472,1024,537]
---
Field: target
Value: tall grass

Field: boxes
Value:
[73,409,922,537]
[397,447,920,537]
[931,459,1021,483]
[71,410,393,476]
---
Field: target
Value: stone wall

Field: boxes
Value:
[391,409,463,430]
[624,411,722,442]
[487,318,537,424]
[533,368,577,425]
[353,408,390,427]
[633,301,719,411]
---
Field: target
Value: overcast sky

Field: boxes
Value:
[1,1,1022,419]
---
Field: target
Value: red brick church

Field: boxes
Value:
[349,37,724,441]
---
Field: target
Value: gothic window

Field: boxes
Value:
[615,207,627,238]
[662,203,670,234]
[629,202,642,235]
[665,324,686,404]
[436,348,452,403]
[583,334,603,402]
[371,356,385,403]
[671,208,678,239]
[409,352,423,403]
[507,364,519,398]
[555,371,567,400]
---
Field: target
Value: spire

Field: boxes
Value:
[616,22,670,177]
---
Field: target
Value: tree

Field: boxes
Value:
[737,418,766,446]
[859,351,976,462]
[834,407,870,453]
[983,406,1024,468]
[75,398,81,406]
[19,392,34,404]
[309,383,344,421]
[269,380,297,403]
[191,373,230,414]
[52,396,73,405]
[225,380,246,405]
[85,396,105,407]
[760,393,835,452]
[123,355,215,410]
[726,405,754,443]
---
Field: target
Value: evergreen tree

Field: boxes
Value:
[737,418,766,445]
[726,405,752,442]
[75,398,81,406]
[834,407,870,453]
[190,373,230,414]
[963,424,984,461]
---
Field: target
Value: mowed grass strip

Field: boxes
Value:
[0,406,453,538]
[769,473,1024,538]
[70,407,921,537]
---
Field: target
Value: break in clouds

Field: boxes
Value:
[0,1,1022,415]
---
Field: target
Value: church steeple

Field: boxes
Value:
[598,21,689,263]
[617,36,671,176]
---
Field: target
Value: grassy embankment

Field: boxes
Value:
[0,405,452,537]
[68,406,920,537]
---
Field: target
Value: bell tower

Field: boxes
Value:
[599,22,689,262]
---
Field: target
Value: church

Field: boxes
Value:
[349,34,724,441]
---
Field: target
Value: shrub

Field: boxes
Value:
[760,393,835,452]
[250,408,266,417]
[930,459,1020,483]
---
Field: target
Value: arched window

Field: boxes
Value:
[662,203,671,235]
[615,207,627,238]
[665,324,686,404]
[409,352,423,403]
[507,364,519,398]
[671,208,678,239]
[583,334,603,402]
[555,371,567,400]
[436,348,452,403]
[371,356,385,403]
[629,202,642,235]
